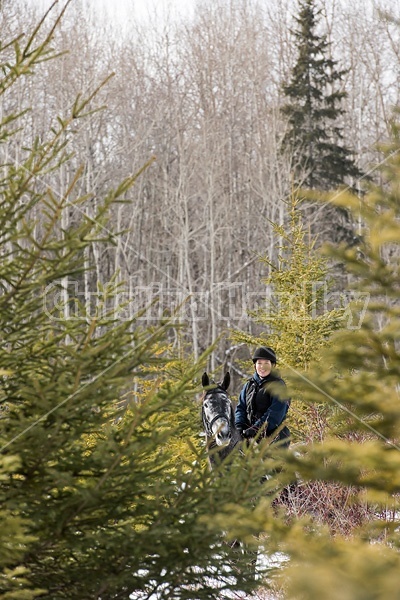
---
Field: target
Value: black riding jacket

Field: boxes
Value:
[234,371,290,436]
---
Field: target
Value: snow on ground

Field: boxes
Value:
[129,551,289,599]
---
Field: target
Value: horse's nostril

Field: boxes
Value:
[215,430,231,447]
[213,420,229,436]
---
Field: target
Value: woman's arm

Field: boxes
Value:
[234,385,249,431]
[255,382,289,434]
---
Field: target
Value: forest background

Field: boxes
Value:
[8,0,400,376]
[2,0,400,599]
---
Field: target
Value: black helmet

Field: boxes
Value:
[252,346,277,364]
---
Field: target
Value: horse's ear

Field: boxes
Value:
[221,372,230,391]
[202,372,210,388]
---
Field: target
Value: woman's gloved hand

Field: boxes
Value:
[242,426,259,439]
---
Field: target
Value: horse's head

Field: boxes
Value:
[201,372,234,448]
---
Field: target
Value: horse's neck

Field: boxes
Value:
[207,431,241,468]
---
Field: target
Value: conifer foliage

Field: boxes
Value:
[276,120,400,598]
[231,193,344,442]
[230,122,400,597]
[281,0,361,190]
[0,8,268,600]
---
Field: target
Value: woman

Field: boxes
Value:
[235,346,290,446]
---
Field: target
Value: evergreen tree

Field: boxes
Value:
[228,117,400,599]
[272,118,400,598]
[281,0,362,191]
[231,192,344,443]
[0,9,276,600]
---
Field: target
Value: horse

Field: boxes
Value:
[201,371,259,578]
[201,371,241,468]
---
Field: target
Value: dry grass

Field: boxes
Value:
[273,479,375,536]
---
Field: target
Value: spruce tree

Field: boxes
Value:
[0,8,277,600]
[281,0,362,191]
[272,118,400,598]
[228,118,400,599]
[231,192,344,443]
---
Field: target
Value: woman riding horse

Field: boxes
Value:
[235,346,291,447]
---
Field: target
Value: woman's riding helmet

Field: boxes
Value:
[252,346,277,364]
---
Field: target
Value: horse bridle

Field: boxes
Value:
[202,388,231,438]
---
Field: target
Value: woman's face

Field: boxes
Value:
[255,358,272,378]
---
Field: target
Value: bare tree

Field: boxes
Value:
[5,0,400,370]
